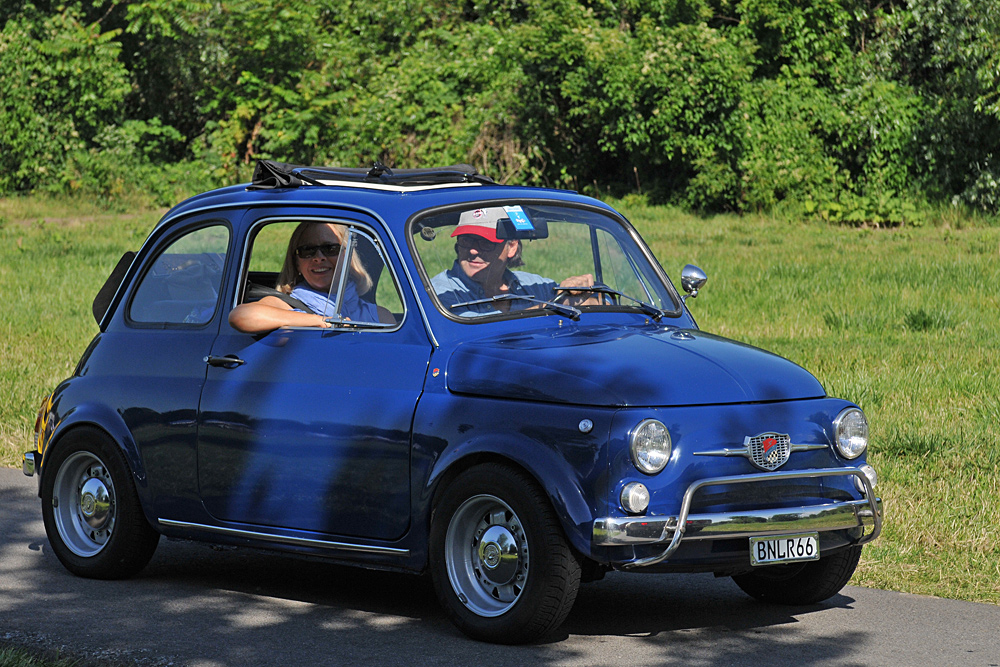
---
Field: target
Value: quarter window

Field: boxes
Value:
[129,225,229,325]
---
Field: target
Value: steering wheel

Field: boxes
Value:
[553,284,613,307]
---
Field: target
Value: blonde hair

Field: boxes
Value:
[276,222,373,295]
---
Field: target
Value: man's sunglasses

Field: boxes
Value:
[456,236,504,252]
[295,243,342,259]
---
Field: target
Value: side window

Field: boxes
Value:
[129,225,230,325]
[355,231,405,318]
[594,229,649,301]
[241,220,403,326]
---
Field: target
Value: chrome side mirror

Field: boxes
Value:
[680,264,707,304]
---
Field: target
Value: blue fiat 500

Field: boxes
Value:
[24,161,881,643]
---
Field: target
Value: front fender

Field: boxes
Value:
[413,394,615,559]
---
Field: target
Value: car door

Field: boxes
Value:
[196,211,432,541]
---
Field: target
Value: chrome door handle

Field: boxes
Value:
[204,354,245,368]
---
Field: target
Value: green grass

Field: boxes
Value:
[0,646,78,667]
[619,199,1000,605]
[0,200,161,459]
[2,194,999,606]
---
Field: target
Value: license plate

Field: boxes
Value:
[750,533,820,566]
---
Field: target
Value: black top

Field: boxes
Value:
[250,160,494,189]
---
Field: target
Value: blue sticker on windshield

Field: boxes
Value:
[503,205,534,231]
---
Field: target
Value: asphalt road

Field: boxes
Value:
[2,467,998,667]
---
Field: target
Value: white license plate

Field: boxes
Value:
[750,533,820,566]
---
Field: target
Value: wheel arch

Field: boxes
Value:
[40,404,148,502]
[424,437,597,559]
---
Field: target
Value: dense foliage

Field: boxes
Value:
[2,0,998,219]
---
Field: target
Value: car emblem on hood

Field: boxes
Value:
[745,432,791,471]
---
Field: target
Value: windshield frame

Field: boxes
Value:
[406,199,684,323]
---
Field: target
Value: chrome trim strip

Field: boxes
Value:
[22,451,36,477]
[592,467,882,569]
[693,443,828,457]
[792,443,829,451]
[158,519,410,556]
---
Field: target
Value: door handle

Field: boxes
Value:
[204,354,246,368]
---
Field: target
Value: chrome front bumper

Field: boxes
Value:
[593,467,882,569]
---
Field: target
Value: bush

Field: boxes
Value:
[57,120,220,208]
[2,0,999,217]
[0,6,129,192]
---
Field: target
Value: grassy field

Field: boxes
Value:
[2,194,998,605]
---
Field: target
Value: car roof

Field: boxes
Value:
[156,177,619,234]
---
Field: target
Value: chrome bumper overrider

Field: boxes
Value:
[593,467,882,569]
[22,451,36,477]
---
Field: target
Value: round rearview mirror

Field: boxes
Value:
[681,264,707,300]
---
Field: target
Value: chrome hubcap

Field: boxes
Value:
[445,495,529,617]
[52,452,117,558]
[477,524,520,586]
[79,477,111,529]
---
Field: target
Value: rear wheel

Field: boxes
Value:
[41,427,159,579]
[732,545,863,605]
[429,463,581,643]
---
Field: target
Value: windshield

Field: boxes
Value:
[411,203,679,320]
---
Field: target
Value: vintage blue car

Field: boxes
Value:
[24,161,881,643]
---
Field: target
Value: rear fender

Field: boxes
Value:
[40,402,149,509]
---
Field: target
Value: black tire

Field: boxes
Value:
[40,426,159,579]
[429,463,582,644]
[732,544,863,605]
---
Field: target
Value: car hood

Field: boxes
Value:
[445,324,825,407]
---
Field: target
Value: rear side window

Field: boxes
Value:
[129,225,230,325]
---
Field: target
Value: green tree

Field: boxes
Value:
[0,5,129,192]
[867,0,1000,211]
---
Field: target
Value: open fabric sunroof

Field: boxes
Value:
[249,159,494,190]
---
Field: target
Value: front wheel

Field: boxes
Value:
[731,544,863,605]
[429,463,581,644]
[40,427,159,579]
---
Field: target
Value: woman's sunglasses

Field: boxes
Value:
[295,242,341,259]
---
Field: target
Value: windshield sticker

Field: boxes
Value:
[503,205,534,231]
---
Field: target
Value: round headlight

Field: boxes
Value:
[621,482,650,514]
[630,419,672,474]
[834,408,868,459]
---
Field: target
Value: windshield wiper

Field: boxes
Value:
[449,293,581,320]
[553,283,665,320]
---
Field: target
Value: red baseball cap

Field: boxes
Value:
[451,207,506,242]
